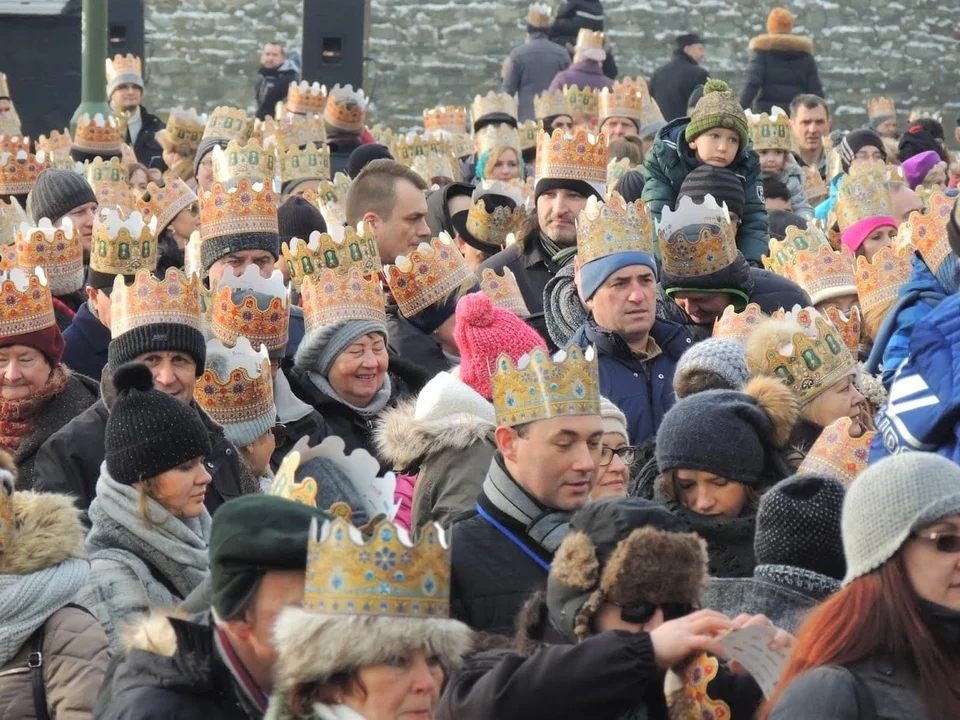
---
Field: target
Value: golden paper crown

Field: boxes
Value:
[465,197,525,250]
[110,268,202,337]
[598,78,646,123]
[269,449,319,506]
[492,345,601,427]
[211,265,290,355]
[90,209,158,276]
[0,150,48,196]
[801,166,829,205]
[527,2,552,27]
[448,132,475,159]
[712,303,767,343]
[639,93,664,133]
[475,124,522,157]
[518,119,540,152]
[369,125,397,155]
[535,128,608,190]
[423,105,467,135]
[606,157,632,190]
[799,416,874,486]
[822,305,862,356]
[280,142,331,186]
[159,107,207,156]
[83,156,134,210]
[105,54,143,85]
[136,177,197,232]
[576,29,605,51]
[212,138,277,186]
[274,114,327,150]
[748,306,856,404]
[657,194,738,278]
[866,96,896,120]
[534,90,571,121]
[781,244,856,306]
[562,85,599,120]
[324,84,367,133]
[854,244,912,319]
[310,181,348,228]
[287,81,328,115]
[301,267,386,332]
[195,337,275,430]
[199,178,279,242]
[0,135,29,154]
[745,106,793,152]
[471,91,519,126]
[411,154,457,184]
[834,169,894,232]
[0,73,10,100]
[73,113,123,155]
[576,192,655,266]
[15,218,84,295]
[897,190,952,275]
[908,107,941,124]
[0,196,26,246]
[385,234,475,319]
[395,131,454,167]
[0,266,55,339]
[36,128,72,158]
[201,106,253,144]
[282,222,382,290]
[480,267,529,317]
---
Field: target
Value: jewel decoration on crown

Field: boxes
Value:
[853,244,913,319]
[162,107,207,154]
[395,131,454,168]
[269,449,319,506]
[480,267,529,317]
[211,265,290,354]
[475,125,522,157]
[535,128,608,187]
[534,90,571,121]
[0,150,48,196]
[867,96,896,119]
[287,81,328,115]
[73,113,123,154]
[471,91,519,126]
[36,129,72,159]
[598,78,646,123]
[385,233,475,318]
[0,196,26,247]
[212,138,277,186]
[137,177,197,232]
[747,305,856,404]
[369,125,397,156]
[576,192,655,266]
[199,177,279,243]
[0,135,30,155]
[745,106,794,152]
[274,114,327,150]
[324,84,368,133]
[0,266,55,339]
[780,244,856,306]
[110,267,202,338]
[466,198,525,250]
[712,303,767,343]
[423,105,467,135]
[201,106,252,143]
[822,304,862,356]
[898,190,952,275]
[283,222,382,290]
[301,266,386,332]
[280,142,331,186]
[562,85,599,120]
[656,194,738,278]
[84,156,134,210]
[105,53,143,85]
[412,154,457,185]
[518,120,540,151]
[195,336,275,430]
[15,218,83,294]
[799,416,874,487]
[90,209,158,276]
[801,166,829,205]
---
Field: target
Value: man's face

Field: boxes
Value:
[672,291,733,326]
[58,202,98,252]
[603,117,638,140]
[87,287,112,328]
[587,265,657,344]
[891,185,925,224]
[689,128,739,167]
[260,44,284,70]
[791,105,831,153]
[367,179,430,264]
[112,83,142,113]
[849,145,884,174]
[537,188,587,247]
[875,118,897,139]
[685,43,706,63]
[0,98,10,116]
[135,350,197,403]
[498,415,603,512]
[208,250,277,288]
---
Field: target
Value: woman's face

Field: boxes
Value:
[196,153,214,191]
[674,469,748,518]
[149,457,211,519]
[808,375,865,427]
[0,345,53,400]
[859,225,897,262]
[328,333,389,407]
[170,203,200,244]
[591,432,629,500]
[902,514,960,611]
[129,168,149,195]
[341,649,444,720]
[490,148,520,181]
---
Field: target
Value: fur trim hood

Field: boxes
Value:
[743,376,801,448]
[748,33,814,55]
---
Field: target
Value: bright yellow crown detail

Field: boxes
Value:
[763,222,831,277]
[598,78,646,123]
[84,156,134,210]
[162,107,206,155]
[799,416,874,487]
[90,209,158,276]
[202,106,252,143]
[712,303,767,343]
[212,138,277,185]
[576,192,655,267]
[854,244,913,319]
[195,338,275,430]
[395,132,454,167]
[274,115,327,150]
[110,268,202,338]
[466,198,525,250]
[301,267,386,332]
[657,194,737,278]
[280,142,331,185]
[534,90,571,121]
[836,169,894,231]
[535,128,608,186]
[269,450,318,506]
[562,84,599,119]
[480,267,529,317]
[385,234,475,318]
[282,223,382,290]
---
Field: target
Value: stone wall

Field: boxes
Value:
[145,0,959,131]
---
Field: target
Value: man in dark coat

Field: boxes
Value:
[254,42,300,121]
[106,54,165,169]
[503,6,571,121]
[649,33,710,122]
[548,0,604,48]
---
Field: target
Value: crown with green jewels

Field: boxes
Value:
[90,209,158,276]
[212,138,277,186]
[534,90,570,121]
[273,114,327,150]
[280,142,331,186]
[822,304,862,356]
[282,222,382,290]
[201,106,252,144]
[576,192,654,267]
[84,156,134,210]
[562,84,599,120]
[746,106,794,152]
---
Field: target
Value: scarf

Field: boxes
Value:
[660,495,758,579]
[0,364,69,455]
[307,371,393,418]
[0,557,89,665]
[482,454,572,554]
[313,705,366,720]
[919,599,960,652]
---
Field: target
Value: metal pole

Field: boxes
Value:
[70,0,111,132]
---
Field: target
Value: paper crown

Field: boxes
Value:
[199,177,279,243]
[534,90,571,121]
[801,166,829,205]
[280,142,331,186]
[639,93,665,132]
[657,194,737,278]
[535,128,608,191]
[211,265,291,355]
[0,150,48,196]
[385,234,475,319]
[282,222,382,290]
[136,177,197,232]
[822,305,862,356]
[527,2,552,27]
[301,266,386,331]
[324,84,367,133]
[492,345,601,427]
[412,153,458,184]
[866,96,896,119]
[369,125,397,155]
[836,168,894,231]
[287,81,328,115]
[712,303,767,343]
[598,78,645,123]
[798,416,874,486]
[472,91,519,126]
[0,135,30,155]
[0,266,55,340]
[563,85,600,120]
[781,244,857,306]
[480,267,529,317]
[606,157,632,190]
[72,113,123,155]
[36,128,72,158]
[518,119,540,152]
[201,106,252,144]
[423,105,467,135]
[475,124,522,158]
[395,131,454,167]
[576,192,655,266]
[15,218,83,295]
[159,107,207,155]
[195,336,275,430]
[105,53,143,86]
[745,106,793,152]
[898,190,952,276]
[83,156,134,210]
[0,196,26,246]
[747,306,856,404]
[576,29,605,50]
[110,267,202,337]
[853,244,912,319]
[466,196,525,250]
[270,448,319,506]
[212,138,277,186]
[90,209,158,276]
[273,114,327,150]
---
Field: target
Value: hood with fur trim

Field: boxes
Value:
[0,483,86,575]
[748,33,814,55]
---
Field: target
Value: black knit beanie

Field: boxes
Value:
[27,168,98,223]
[346,143,394,179]
[108,323,207,376]
[105,363,211,485]
[838,129,886,173]
[278,195,327,244]
[754,473,846,580]
[200,231,281,275]
[899,123,948,164]
[613,170,646,203]
[193,138,229,177]
[678,165,745,219]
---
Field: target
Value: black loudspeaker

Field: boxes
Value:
[302,0,371,89]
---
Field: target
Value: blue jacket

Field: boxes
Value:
[62,302,110,381]
[813,173,843,222]
[571,317,693,445]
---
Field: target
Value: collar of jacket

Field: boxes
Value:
[519,232,562,272]
[581,316,686,366]
[661,117,753,170]
[568,60,605,75]
[74,301,112,348]
[748,33,814,55]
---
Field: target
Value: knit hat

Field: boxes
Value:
[346,143,393,179]
[544,264,587,348]
[613,170,645,203]
[901,150,942,190]
[293,318,387,377]
[108,320,206,377]
[26,169,97,224]
[656,377,799,489]
[278,195,327,245]
[766,7,794,34]
[838,130,886,173]
[454,291,547,400]
[600,396,628,439]
[768,209,807,241]
[684,79,749,152]
[673,338,749,399]
[842,452,960,585]
[755,473,846,581]
[105,362,212,485]
[674,33,704,52]
[0,323,65,367]
[678,166,746,219]
[898,120,947,163]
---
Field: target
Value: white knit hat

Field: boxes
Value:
[600,396,628,440]
[414,371,496,426]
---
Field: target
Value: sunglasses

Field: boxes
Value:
[914,531,960,553]
[620,602,694,625]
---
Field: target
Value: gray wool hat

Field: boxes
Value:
[27,168,98,224]
[842,452,960,585]
[673,338,750,398]
[294,319,388,376]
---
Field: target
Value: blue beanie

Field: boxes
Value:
[579,252,658,301]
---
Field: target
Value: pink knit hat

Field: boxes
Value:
[840,216,897,254]
[455,291,547,400]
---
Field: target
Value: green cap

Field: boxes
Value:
[684,78,749,151]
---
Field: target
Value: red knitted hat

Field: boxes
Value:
[0,326,65,367]
[455,292,547,401]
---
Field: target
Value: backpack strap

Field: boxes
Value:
[137,555,183,600]
[28,623,50,720]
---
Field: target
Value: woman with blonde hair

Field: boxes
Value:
[475,144,525,183]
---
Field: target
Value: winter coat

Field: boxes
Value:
[548,61,613,93]
[385,307,452,378]
[739,34,824,115]
[127,106,166,170]
[774,159,814,219]
[94,613,263,720]
[548,0,604,49]
[13,371,99,491]
[61,302,110,384]
[814,172,844,222]
[479,235,560,316]
[649,52,710,123]
[570,317,693,445]
[642,118,769,263]
[503,33,571,121]
[255,59,300,121]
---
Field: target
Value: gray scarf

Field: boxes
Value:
[308,371,393,418]
[482,454,572,554]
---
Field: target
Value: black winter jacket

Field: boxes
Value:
[385,307,452,379]
[61,302,110,383]
[739,34,824,114]
[127,106,166,170]
[548,0,604,48]
[649,52,710,122]
[479,234,561,316]
[254,60,299,121]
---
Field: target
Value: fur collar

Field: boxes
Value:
[120,609,192,655]
[749,33,814,54]
[0,491,86,574]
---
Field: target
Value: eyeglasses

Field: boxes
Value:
[187,202,200,217]
[599,445,637,467]
[914,531,960,553]
[620,602,694,625]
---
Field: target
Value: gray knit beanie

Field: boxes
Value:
[842,452,960,585]
[294,319,388,376]
[27,168,98,223]
[673,338,749,397]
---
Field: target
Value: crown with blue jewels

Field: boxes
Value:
[576,192,655,266]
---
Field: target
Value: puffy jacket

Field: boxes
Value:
[814,172,844,222]
[738,34,824,114]
[642,118,769,263]
[503,34,571,121]
[776,159,814,219]
[649,52,710,122]
[548,0,604,48]
[548,61,613,93]
[61,302,110,383]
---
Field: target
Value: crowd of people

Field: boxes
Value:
[0,1,959,718]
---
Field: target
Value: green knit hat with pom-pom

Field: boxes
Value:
[684,78,749,152]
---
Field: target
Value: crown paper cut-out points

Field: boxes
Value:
[801,166,829,204]
[0,266,55,338]
[518,119,540,151]
[137,177,197,233]
[412,154,457,185]
[713,303,767,343]
[598,78,646,123]
[395,131,454,167]
[480,267,529,317]
[202,106,253,143]
[576,192,655,266]
[84,156,135,210]
[212,138,277,186]
[854,244,913,319]
[195,336,275,430]
[466,197,525,250]
[161,107,207,154]
[90,209,158,276]
[269,449,320,506]
[36,128,72,158]
[15,218,83,294]
[273,115,327,150]
[0,135,30,154]
[799,416,874,487]
[280,142,331,185]
[527,2,552,27]
[0,150,49,195]
[836,169,894,232]
[657,194,737,278]
[822,304,862,356]
[301,266,386,332]
[282,222,382,289]
[867,96,896,119]
[898,190,952,275]
[535,128,608,189]
[534,90,571,121]
[0,196,27,247]
[287,81,328,115]
[110,267,202,338]
[781,244,856,306]
[73,113,123,154]
[606,157,633,190]
[423,105,467,135]
[105,53,142,83]
[324,84,368,133]
[386,233,476,319]
[475,124,521,157]
[576,28,605,50]
[199,177,279,243]
[211,265,291,355]
[472,91,519,125]
[746,106,794,152]
[562,84,599,120]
